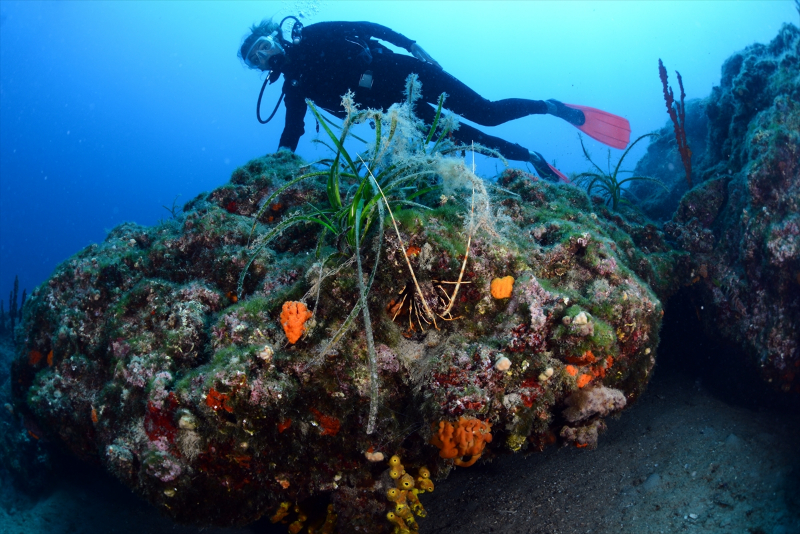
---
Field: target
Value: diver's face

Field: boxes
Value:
[248,36,284,70]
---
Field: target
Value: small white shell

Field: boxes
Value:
[178,413,197,430]
[257,344,274,362]
[364,451,385,462]
[494,356,512,371]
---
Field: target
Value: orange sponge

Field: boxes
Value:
[577,373,593,388]
[280,301,313,344]
[490,276,514,299]
[430,417,493,467]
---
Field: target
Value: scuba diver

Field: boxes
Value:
[238,17,631,182]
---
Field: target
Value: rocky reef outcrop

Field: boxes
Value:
[7,21,799,532]
[633,23,800,391]
[10,88,685,531]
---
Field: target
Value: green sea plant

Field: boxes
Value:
[237,75,490,434]
[238,77,458,295]
[574,133,666,210]
[161,195,182,220]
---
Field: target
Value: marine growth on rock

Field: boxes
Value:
[11,81,685,531]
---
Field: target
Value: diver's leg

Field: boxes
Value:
[527,151,570,183]
[367,55,570,182]
[413,63,584,127]
[415,103,569,183]
[415,102,527,160]
[367,55,545,126]
[412,62,548,126]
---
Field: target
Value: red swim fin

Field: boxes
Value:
[529,150,571,184]
[563,104,631,149]
[547,162,571,184]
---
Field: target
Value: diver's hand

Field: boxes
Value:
[411,43,442,69]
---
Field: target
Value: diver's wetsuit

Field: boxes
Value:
[275,21,547,161]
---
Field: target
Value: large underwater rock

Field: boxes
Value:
[634,23,800,391]
[11,22,799,531]
[11,141,685,531]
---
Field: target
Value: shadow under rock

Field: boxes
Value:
[37,448,282,534]
[657,286,800,414]
[419,287,800,534]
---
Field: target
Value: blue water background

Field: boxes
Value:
[1,1,796,296]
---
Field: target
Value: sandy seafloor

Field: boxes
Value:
[1,296,799,534]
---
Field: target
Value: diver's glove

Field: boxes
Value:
[411,43,442,69]
[546,99,585,126]
[528,151,570,183]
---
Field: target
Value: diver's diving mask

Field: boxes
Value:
[244,31,285,70]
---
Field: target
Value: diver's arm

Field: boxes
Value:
[306,21,416,51]
[278,92,307,151]
[348,21,441,68]
[409,43,441,69]
[303,21,440,67]
[351,21,416,50]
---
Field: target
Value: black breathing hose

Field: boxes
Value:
[257,76,284,124]
[256,16,301,124]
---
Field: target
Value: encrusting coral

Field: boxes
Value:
[562,385,627,423]
[280,301,313,344]
[559,385,626,449]
[490,275,514,299]
[384,455,433,533]
[430,418,493,467]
